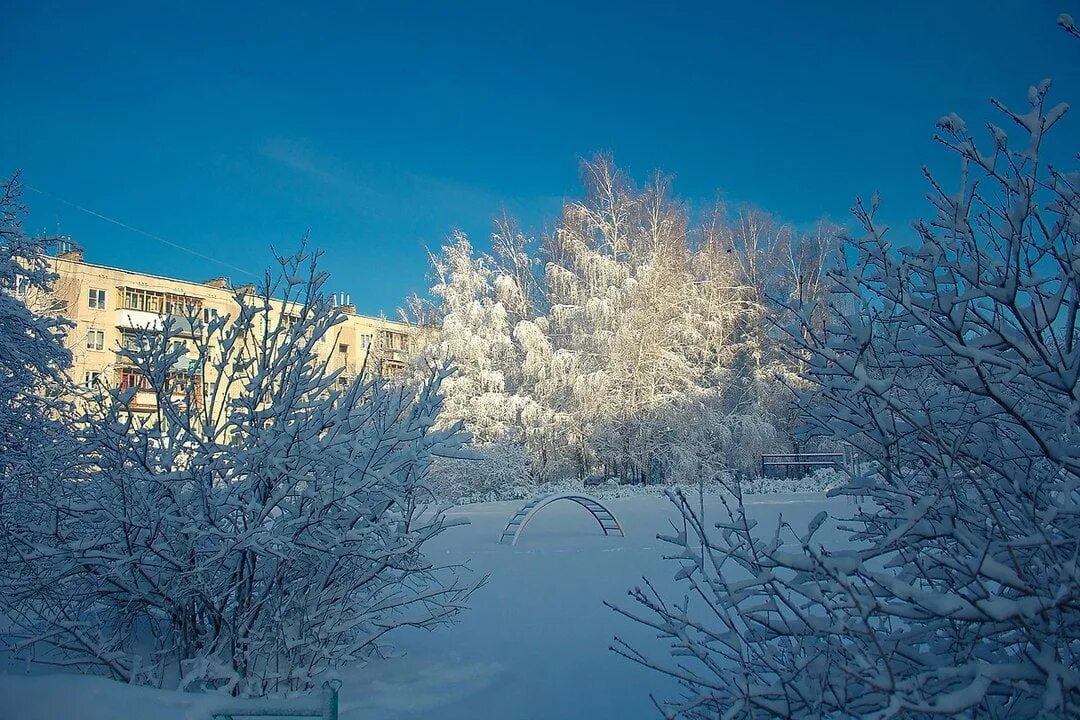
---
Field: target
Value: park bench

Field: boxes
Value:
[760,452,844,478]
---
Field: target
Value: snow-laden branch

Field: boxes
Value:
[612,58,1080,719]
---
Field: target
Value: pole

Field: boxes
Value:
[321,680,342,720]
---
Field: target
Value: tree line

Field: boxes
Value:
[408,155,842,495]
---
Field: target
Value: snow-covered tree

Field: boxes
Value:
[0,247,477,695]
[411,233,534,445]
[414,156,826,496]
[0,173,72,510]
[611,62,1079,718]
[538,162,703,481]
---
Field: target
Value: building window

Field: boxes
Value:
[338,343,349,355]
[86,330,105,351]
[360,333,373,349]
[120,330,155,351]
[15,276,30,295]
[88,288,107,310]
[122,287,164,313]
[118,368,150,391]
[84,371,101,388]
[203,307,219,324]
[164,293,202,316]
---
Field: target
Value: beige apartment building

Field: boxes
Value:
[44,245,411,412]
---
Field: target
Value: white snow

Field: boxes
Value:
[1,491,852,720]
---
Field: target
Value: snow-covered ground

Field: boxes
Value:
[2,491,854,720]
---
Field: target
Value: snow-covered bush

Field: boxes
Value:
[0,248,477,695]
[737,465,849,494]
[623,398,784,483]
[429,439,537,503]
[611,59,1080,718]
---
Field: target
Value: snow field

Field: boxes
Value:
[2,491,851,720]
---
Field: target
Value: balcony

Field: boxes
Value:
[116,367,204,413]
[116,310,199,338]
[171,356,202,374]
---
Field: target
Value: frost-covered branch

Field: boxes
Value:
[612,58,1080,719]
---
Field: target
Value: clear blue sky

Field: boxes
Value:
[4,1,1077,315]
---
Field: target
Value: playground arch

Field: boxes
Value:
[498,493,625,545]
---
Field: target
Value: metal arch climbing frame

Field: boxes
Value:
[499,493,625,545]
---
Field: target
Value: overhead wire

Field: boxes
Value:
[24,184,256,278]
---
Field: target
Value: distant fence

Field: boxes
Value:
[760,452,844,478]
[210,680,341,720]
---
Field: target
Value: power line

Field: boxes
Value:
[25,184,256,278]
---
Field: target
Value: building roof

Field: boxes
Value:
[48,254,410,329]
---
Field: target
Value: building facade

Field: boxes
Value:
[44,246,410,412]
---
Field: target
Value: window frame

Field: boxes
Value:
[88,288,107,310]
[118,368,150,391]
[121,287,164,313]
[164,293,202,316]
[86,329,105,351]
[120,329,154,351]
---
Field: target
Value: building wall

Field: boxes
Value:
[46,251,411,411]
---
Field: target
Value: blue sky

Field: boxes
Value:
[4,1,1077,315]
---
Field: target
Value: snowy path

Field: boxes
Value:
[2,492,853,720]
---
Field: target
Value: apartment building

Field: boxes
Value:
[44,245,411,411]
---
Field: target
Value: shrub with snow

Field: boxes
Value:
[0,248,478,695]
[612,57,1080,719]
[429,439,538,503]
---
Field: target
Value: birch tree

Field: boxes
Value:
[415,155,830,493]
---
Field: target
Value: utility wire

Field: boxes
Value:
[25,184,256,278]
